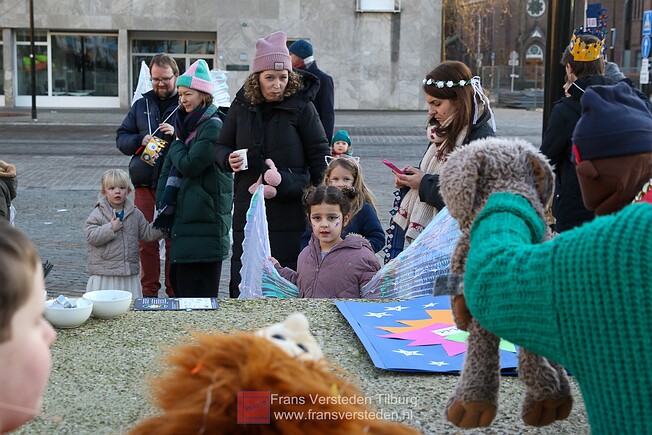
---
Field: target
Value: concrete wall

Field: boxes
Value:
[0,0,441,110]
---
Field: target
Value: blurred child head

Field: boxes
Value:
[99,169,133,208]
[303,186,355,250]
[572,82,652,215]
[331,130,352,156]
[0,223,56,432]
[324,157,377,218]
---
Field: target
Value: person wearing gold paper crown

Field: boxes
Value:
[541,29,615,233]
[116,53,179,298]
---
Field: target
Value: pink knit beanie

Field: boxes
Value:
[177,59,213,94]
[252,31,292,73]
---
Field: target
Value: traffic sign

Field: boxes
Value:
[644,10,652,36]
[508,50,519,66]
[641,58,649,85]
[641,69,649,85]
[644,36,652,59]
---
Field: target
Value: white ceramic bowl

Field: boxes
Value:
[82,290,132,319]
[44,298,93,329]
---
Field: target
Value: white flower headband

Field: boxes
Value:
[422,78,473,88]
[423,75,496,132]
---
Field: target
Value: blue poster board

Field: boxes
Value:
[336,295,519,373]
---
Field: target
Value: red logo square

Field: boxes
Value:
[237,391,270,424]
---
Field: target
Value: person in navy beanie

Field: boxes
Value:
[572,81,652,213]
[289,39,335,142]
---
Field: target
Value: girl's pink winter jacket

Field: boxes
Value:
[276,233,380,298]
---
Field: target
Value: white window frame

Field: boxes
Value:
[15,31,119,108]
[525,44,544,59]
[356,0,401,13]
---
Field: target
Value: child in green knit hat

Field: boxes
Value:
[331,130,352,158]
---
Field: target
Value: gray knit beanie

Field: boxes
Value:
[604,62,626,82]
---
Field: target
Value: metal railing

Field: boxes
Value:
[479,65,650,110]
[479,65,545,110]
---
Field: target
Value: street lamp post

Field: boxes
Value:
[477,13,482,69]
[543,0,574,132]
[29,0,37,121]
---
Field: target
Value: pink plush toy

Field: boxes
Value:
[248,158,282,199]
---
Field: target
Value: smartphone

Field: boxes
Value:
[383,159,404,174]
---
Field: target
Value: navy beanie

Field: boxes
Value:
[572,82,652,162]
[288,39,313,59]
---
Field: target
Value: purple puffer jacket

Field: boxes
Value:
[276,233,380,298]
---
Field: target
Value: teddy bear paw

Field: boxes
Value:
[248,175,263,195]
[446,400,496,428]
[263,158,282,187]
[522,395,573,427]
[262,185,277,199]
[452,294,473,331]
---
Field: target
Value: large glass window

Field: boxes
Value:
[131,38,215,95]
[16,30,48,95]
[15,31,118,97]
[50,34,118,96]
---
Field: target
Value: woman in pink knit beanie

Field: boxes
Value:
[215,31,330,298]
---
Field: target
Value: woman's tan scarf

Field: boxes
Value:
[394,115,467,243]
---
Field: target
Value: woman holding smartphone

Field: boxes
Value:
[392,61,495,246]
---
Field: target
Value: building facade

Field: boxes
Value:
[0,0,441,110]
[445,1,650,89]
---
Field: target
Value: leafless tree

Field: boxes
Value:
[443,0,511,64]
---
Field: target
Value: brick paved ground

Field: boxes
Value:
[0,107,543,299]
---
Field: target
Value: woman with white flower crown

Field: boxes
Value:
[388,61,495,252]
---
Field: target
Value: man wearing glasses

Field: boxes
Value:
[116,53,179,298]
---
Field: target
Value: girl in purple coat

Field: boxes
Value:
[272,186,380,298]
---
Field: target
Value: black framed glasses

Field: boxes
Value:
[151,76,174,84]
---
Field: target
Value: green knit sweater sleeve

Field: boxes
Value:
[464,192,562,361]
[465,193,652,435]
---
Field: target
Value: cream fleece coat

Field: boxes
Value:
[84,196,163,276]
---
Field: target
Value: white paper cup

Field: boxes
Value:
[234,149,248,170]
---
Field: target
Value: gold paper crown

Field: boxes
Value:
[569,33,604,62]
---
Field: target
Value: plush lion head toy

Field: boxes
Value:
[130,313,419,435]
[255,312,323,362]
[437,138,573,428]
